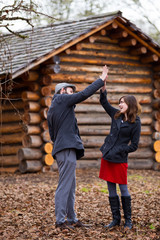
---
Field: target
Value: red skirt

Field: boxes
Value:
[99,157,128,184]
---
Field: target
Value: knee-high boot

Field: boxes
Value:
[121,196,132,229]
[105,195,121,228]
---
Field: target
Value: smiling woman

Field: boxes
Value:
[98,65,141,230]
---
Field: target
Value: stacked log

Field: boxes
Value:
[18,71,43,173]
[48,30,154,170]
[152,65,160,168]
[0,75,40,172]
[40,59,58,171]
[1,21,159,172]
[0,89,24,172]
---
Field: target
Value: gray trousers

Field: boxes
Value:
[55,149,78,224]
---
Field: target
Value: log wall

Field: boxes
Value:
[1,22,160,172]
[41,31,156,170]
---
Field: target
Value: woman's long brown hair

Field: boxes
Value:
[114,95,141,123]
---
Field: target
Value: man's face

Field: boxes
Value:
[65,87,74,94]
[60,87,74,95]
[62,87,74,95]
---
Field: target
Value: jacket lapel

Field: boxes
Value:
[116,115,123,130]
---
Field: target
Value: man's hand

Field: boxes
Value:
[100,65,108,81]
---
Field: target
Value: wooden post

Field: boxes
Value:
[141,54,159,63]
[19,160,42,173]
[22,91,40,101]
[24,101,41,112]
[43,142,53,154]
[23,125,41,135]
[21,71,39,82]
[18,148,43,161]
[119,38,137,47]
[153,140,160,152]
[155,152,160,162]
[22,135,43,148]
[43,153,54,166]
[22,112,41,124]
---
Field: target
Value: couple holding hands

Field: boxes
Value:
[47,65,141,231]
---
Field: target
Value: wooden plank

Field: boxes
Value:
[0,123,23,134]
[0,155,19,166]
[82,148,153,159]
[81,135,152,148]
[0,145,22,155]
[60,55,150,67]
[17,148,43,161]
[78,125,151,136]
[50,82,152,94]
[0,166,19,173]
[65,49,139,60]
[46,71,151,85]
[0,133,24,144]
[0,100,24,111]
[128,159,153,169]
[19,160,42,173]
[76,113,152,125]
[47,64,152,75]
[75,104,152,114]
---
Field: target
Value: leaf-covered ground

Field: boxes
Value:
[0,168,160,240]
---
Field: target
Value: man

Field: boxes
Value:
[47,66,108,230]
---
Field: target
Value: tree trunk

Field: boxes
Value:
[40,108,48,119]
[153,140,160,152]
[152,132,160,140]
[21,71,39,81]
[43,153,54,166]
[43,142,53,154]
[41,130,51,142]
[40,96,52,107]
[22,113,41,124]
[24,101,40,112]
[0,145,21,155]
[22,91,40,101]
[0,155,19,166]
[0,123,23,134]
[19,160,42,173]
[128,159,153,169]
[22,135,43,148]
[18,148,43,161]
[40,120,48,130]
[23,125,41,135]
[155,152,160,162]
[0,133,24,144]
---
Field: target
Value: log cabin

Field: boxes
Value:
[0,11,160,173]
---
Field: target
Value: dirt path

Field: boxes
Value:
[0,168,160,239]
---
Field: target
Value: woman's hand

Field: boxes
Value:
[100,65,108,92]
[100,65,108,81]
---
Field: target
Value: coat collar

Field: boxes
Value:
[116,115,123,130]
[116,115,130,130]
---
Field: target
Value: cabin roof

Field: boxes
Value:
[0,11,160,79]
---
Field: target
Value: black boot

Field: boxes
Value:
[105,195,121,229]
[121,196,132,229]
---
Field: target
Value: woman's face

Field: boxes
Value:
[119,98,128,114]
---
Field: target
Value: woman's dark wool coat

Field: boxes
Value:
[100,90,141,163]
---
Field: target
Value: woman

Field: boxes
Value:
[99,67,141,230]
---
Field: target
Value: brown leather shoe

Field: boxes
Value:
[71,220,92,228]
[55,221,75,231]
